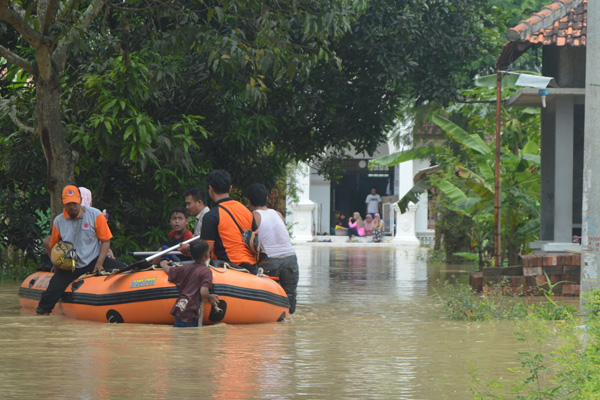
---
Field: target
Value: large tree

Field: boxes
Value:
[1,0,362,217]
[1,0,495,257]
[0,0,107,217]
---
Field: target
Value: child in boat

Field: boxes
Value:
[159,239,219,327]
[154,207,194,264]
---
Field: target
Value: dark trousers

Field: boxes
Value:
[37,257,126,314]
[262,254,299,314]
[240,263,258,275]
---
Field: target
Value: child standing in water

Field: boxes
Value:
[159,239,219,327]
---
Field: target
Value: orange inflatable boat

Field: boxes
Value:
[19,266,289,325]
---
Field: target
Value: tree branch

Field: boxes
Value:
[0,1,43,47]
[57,0,76,21]
[0,97,36,134]
[0,44,36,75]
[53,0,108,73]
[38,0,61,35]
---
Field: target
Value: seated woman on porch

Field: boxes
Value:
[364,214,375,236]
[372,213,384,243]
[347,212,365,240]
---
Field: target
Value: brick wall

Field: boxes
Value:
[470,253,581,296]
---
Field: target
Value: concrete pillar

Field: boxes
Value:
[391,203,420,246]
[288,162,315,242]
[553,95,574,243]
[539,106,556,240]
[582,0,600,304]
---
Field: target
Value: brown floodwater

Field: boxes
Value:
[0,245,551,399]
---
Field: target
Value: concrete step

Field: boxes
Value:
[313,235,373,243]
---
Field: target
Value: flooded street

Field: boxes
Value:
[0,245,530,399]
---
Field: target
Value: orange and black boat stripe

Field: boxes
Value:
[19,284,289,308]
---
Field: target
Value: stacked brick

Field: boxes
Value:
[469,253,581,296]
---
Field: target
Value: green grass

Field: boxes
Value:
[0,251,40,283]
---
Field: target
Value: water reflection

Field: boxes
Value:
[1,245,527,399]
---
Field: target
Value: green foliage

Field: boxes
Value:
[468,290,600,399]
[0,252,39,283]
[435,279,528,321]
[435,279,576,322]
[470,319,600,399]
[582,288,600,317]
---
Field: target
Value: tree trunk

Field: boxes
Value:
[36,47,75,219]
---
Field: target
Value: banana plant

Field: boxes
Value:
[371,113,540,267]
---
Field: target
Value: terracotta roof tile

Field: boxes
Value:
[497,0,586,69]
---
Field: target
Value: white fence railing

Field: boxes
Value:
[417,232,435,247]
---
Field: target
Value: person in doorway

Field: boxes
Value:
[159,239,219,327]
[37,185,122,315]
[365,187,382,218]
[372,213,384,243]
[246,183,299,314]
[200,170,259,273]
[334,211,348,230]
[180,187,210,256]
[347,212,366,240]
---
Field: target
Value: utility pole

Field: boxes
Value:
[494,70,502,268]
[581,0,600,308]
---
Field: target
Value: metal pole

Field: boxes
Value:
[494,70,502,267]
[582,1,600,309]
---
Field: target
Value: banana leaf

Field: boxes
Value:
[432,114,491,155]
[370,146,445,167]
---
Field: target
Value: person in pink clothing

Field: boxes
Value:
[347,212,365,240]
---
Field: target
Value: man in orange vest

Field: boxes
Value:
[199,170,259,273]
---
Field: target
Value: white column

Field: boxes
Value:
[288,162,315,242]
[391,203,420,246]
[553,95,574,243]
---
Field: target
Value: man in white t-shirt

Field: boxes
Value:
[247,183,298,314]
[365,187,382,218]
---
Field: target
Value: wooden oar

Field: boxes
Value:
[115,236,201,274]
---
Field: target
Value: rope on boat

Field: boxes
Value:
[209,262,251,274]
[256,267,270,278]
[209,263,270,279]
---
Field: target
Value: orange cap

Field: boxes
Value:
[62,185,81,205]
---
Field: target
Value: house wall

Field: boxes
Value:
[543,46,586,88]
